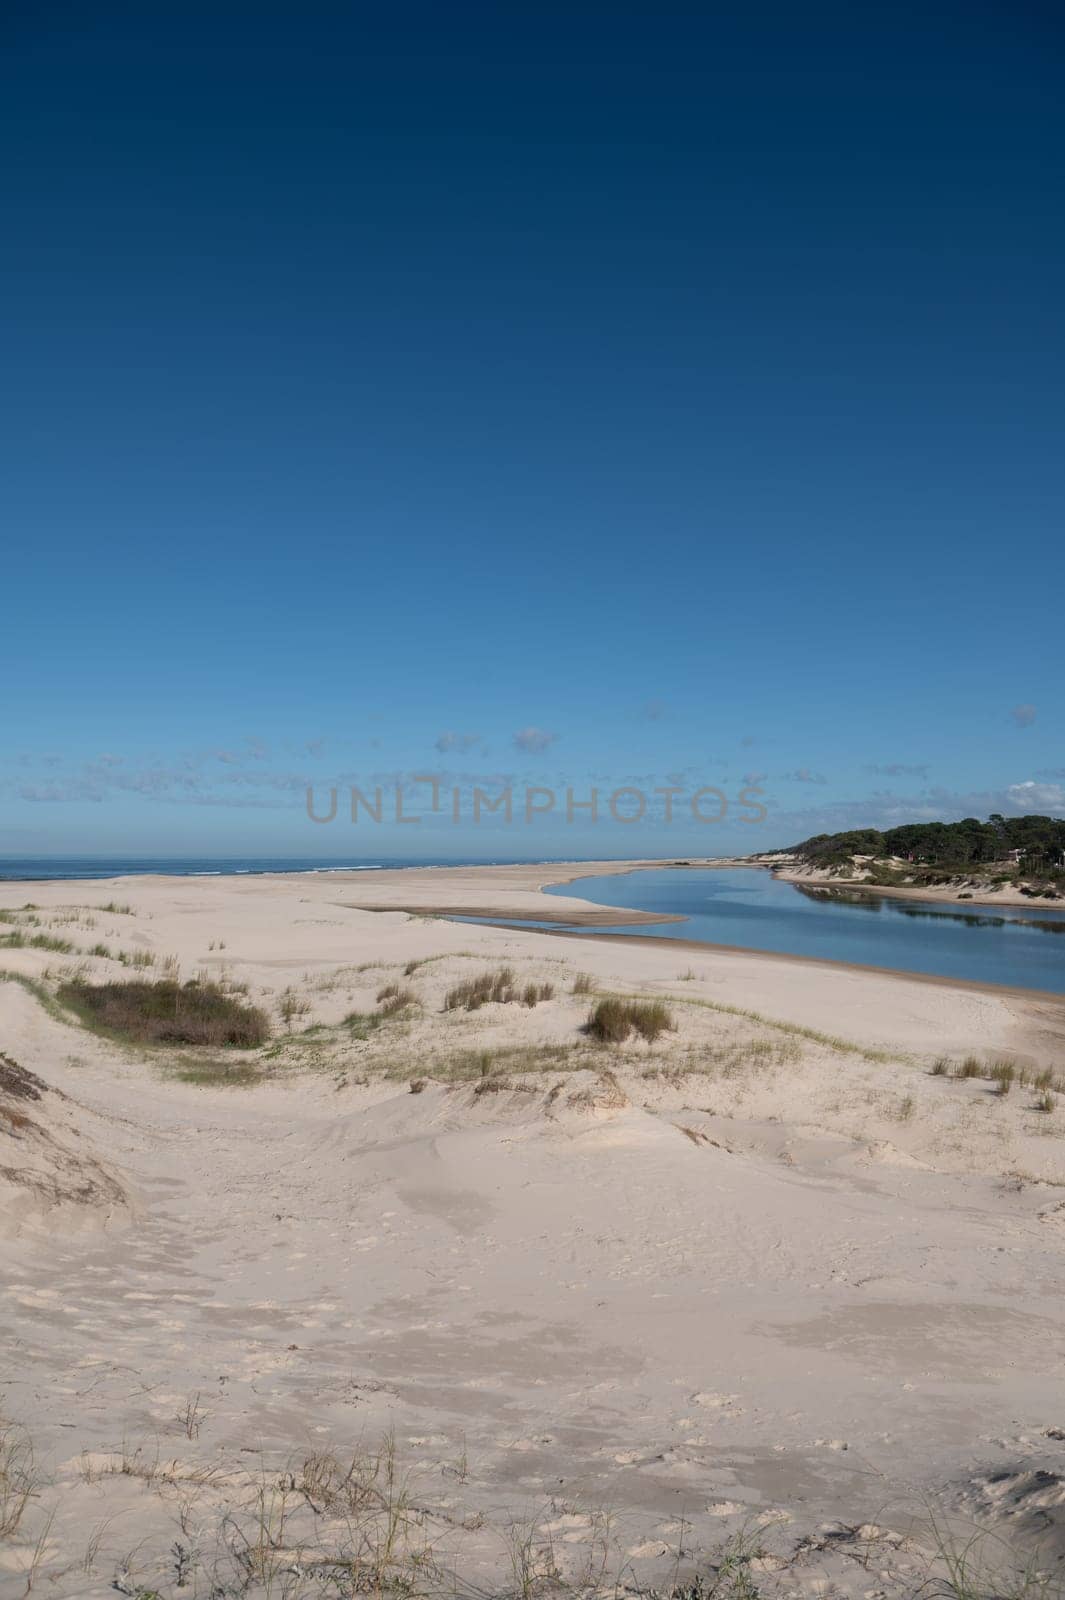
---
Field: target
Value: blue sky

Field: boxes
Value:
[2,2,1062,860]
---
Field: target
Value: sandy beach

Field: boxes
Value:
[3,863,1065,1598]
[772,861,1065,910]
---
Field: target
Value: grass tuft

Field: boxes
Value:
[0,931,74,953]
[278,987,312,1027]
[377,983,418,1017]
[0,1419,36,1538]
[444,967,518,1011]
[588,997,675,1045]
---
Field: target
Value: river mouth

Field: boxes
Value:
[524,867,1065,994]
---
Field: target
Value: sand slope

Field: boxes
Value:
[1,868,1064,1597]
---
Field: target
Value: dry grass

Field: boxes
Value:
[278,986,312,1027]
[58,977,270,1048]
[0,1419,36,1538]
[933,1056,1065,1098]
[383,1041,585,1084]
[377,982,418,1017]
[522,981,555,1007]
[0,930,74,953]
[171,1058,266,1087]
[444,966,519,1011]
[588,996,675,1044]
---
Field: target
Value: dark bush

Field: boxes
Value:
[58,978,269,1048]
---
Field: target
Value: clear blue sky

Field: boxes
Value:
[3,2,1062,860]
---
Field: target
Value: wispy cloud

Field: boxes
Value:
[513,726,557,754]
[2,754,312,810]
[781,767,826,785]
[865,762,929,778]
[773,778,1065,841]
[434,730,482,754]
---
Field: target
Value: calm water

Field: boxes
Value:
[0,855,587,882]
[541,868,1065,994]
[0,857,404,881]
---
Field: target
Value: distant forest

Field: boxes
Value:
[792,814,1065,874]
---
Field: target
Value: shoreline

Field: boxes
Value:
[772,862,1065,911]
[3,855,1062,1002]
[1,851,1061,914]
[337,859,1065,1004]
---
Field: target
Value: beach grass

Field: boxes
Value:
[57,977,270,1048]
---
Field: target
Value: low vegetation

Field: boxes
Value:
[172,1059,266,1087]
[57,977,270,1048]
[588,996,675,1044]
[929,1053,1063,1106]
[377,982,418,1017]
[0,1418,36,1538]
[444,967,520,1011]
[0,930,74,953]
[278,986,312,1026]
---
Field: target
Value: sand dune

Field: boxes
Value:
[1,866,1064,1597]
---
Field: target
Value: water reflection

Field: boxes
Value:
[804,884,1065,933]
[538,868,1065,993]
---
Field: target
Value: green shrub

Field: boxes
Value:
[58,978,269,1048]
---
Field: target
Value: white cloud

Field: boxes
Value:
[435,731,482,754]
[782,767,826,785]
[1006,781,1065,812]
[513,726,557,754]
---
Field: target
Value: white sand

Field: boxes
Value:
[1,865,1064,1598]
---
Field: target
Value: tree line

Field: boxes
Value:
[792,814,1065,871]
